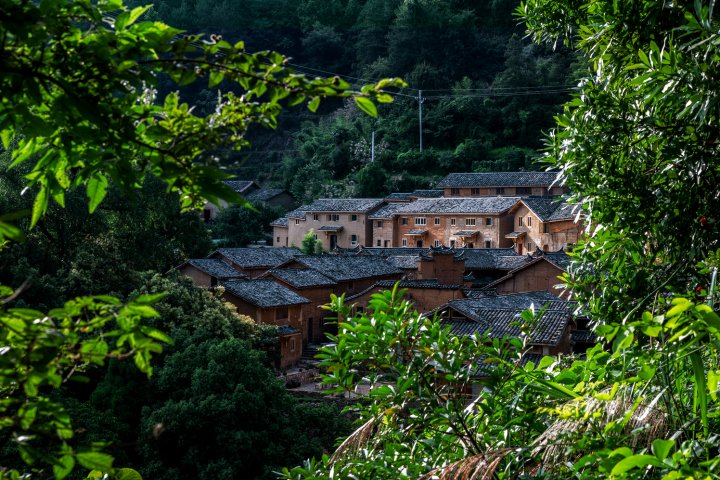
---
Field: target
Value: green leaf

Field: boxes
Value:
[53,454,75,480]
[87,175,108,213]
[31,187,48,228]
[76,452,114,472]
[611,454,662,475]
[307,97,321,112]
[651,439,674,461]
[354,97,378,117]
[115,468,143,480]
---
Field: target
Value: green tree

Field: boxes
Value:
[301,229,320,255]
[211,201,285,247]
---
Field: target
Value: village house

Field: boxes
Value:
[505,197,581,254]
[261,268,338,344]
[434,172,568,197]
[221,278,309,369]
[484,250,572,298]
[175,259,246,287]
[437,291,576,357]
[207,247,302,278]
[276,254,403,297]
[373,197,520,249]
[275,198,385,250]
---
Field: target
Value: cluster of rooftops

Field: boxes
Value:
[176,243,594,370]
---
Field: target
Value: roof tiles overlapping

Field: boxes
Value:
[296,198,385,213]
[389,197,521,215]
[223,279,310,307]
[184,259,246,279]
[245,188,286,201]
[222,180,259,194]
[520,197,578,222]
[267,268,337,288]
[291,255,402,282]
[212,247,301,268]
[435,172,561,188]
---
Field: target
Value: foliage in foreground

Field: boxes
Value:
[281,287,720,479]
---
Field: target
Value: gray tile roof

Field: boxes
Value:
[270,217,289,227]
[317,225,344,232]
[346,279,464,301]
[212,247,301,268]
[266,268,337,288]
[245,188,287,201]
[446,291,569,315]
[404,229,428,235]
[223,180,259,194]
[223,279,310,307]
[298,198,385,213]
[456,248,528,270]
[368,202,407,219]
[435,172,561,188]
[571,330,597,344]
[410,189,444,198]
[286,207,307,219]
[183,259,246,279]
[277,325,301,336]
[386,255,421,269]
[291,255,402,282]
[385,192,412,201]
[358,247,430,256]
[543,251,572,271]
[520,197,578,222]
[390,197,520,215]
[454,230,480,236]
[441,293,571,345]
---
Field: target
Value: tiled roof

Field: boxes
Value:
[571,330,597,344]
[457,248,527,270]
[446,291,569,315]
[183,259,245,279]
[286,207,307,219]
[291,255,402,282]
[223,180,259,194]
[298,198,385,213]
[266,268,337,288]
[368,203,407,219]
[212,247,301,268]
[270,217,288,227]
[441,302,570,346]
[346,279,464,302]
[454,230,480,237]
[505,231,526,239]
[543,251,572,270]
[385,192,412,201]
[223,279,310,307]
[277,325,301,336]
[404,229,427,235]
[435,172,561,188]
[245,188,287,201]
[358,247,429,256]
[520,197,578,222]
[390,197,520,215]
[410,189,444,198]
[386,255,421,269]
[317,225,344,232]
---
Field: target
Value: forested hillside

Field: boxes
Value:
[129,0,578,201]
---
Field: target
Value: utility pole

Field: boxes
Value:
[418,90,425,152]
[371,129,375,163]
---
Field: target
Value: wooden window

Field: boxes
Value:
[527,216,533,227]
[544,223,549,233]
[415,217,427,225]
[450,218,456,226]
[485,240,492,248]
[351,234,358,244]
[295,219,300,225]
[350,214,358,221]
[517,187,531,195]
[376,221,383,228]
[434,217,440,225]
[465,218,476,226]
[434,240,441,247]
[496,187,505,195]
[401,217,408,225]
[330,214,339,221]
[518,217,524,227]
[485,217,493,226]
[450,188,460,195]
[471,188,480,195]
[402,238,407,246]
[276,306,288,320]
[376,239,381,246]
[313,214,319,221]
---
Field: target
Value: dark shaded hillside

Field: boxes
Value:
[130,0,580,198]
